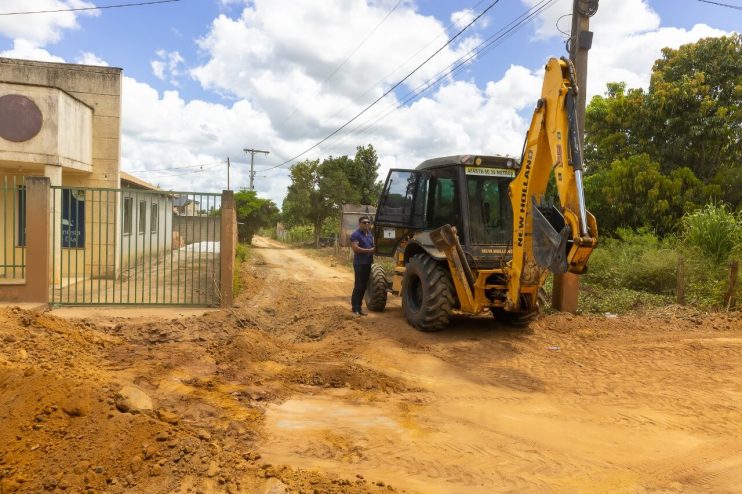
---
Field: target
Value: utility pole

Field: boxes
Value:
[552,0,597,313]
[243,148,270,191]
[226,157,231,190]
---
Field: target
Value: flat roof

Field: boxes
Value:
[120,171,159,191]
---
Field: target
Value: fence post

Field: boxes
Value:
[676,255,686,305]
[725,260,738,309]
[220,190,236,308]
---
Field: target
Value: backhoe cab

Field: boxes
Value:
[366,57,598,331]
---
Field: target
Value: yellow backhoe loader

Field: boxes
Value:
[365,57,598,330]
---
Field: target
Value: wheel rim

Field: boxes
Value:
[407,274,423,312]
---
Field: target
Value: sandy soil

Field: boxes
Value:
[1,235,741,493]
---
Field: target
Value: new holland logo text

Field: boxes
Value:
[516,150,533,248]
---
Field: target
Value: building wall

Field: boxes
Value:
[172,216,221,245]
[120,190,173,270]
[57,90,93,170]
[0,58,123,285]
[0,83,94,170]
[0,58,121,187]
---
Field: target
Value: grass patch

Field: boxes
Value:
[236,243,250,263]
[233,243,252,298]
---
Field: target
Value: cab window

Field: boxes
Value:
[466,175,512,244]
[427,174,460,231]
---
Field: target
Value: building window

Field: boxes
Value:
[17,186,26,247]
[123,197,133,235]
[138,200,147,234]
[62,189,85,248]
[151,203,158,233]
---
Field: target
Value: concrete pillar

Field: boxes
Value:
[219,190,236,308]
[0,177,50,303]
[44,164,62,285]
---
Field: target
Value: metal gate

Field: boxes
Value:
[1,176,25,283]
[50,185,223,306]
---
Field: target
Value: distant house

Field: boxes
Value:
[172,195,201,216]
[120,172,172,269]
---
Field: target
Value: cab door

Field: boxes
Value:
[373,169,428,256]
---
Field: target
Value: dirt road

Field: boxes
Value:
[1,235,741,493]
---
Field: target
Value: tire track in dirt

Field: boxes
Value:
[248,236,742,493]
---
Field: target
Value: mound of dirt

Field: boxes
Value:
[0,256,406,493]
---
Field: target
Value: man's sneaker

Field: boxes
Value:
[353,310,368,316]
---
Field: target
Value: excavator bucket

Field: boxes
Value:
[531,198,569,274]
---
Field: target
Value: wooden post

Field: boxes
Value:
[219,190,236,308]
[553,0,596,314]
[676,255,686,305]
[725,260,738,309]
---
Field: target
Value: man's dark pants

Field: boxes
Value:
[351,263,372,312]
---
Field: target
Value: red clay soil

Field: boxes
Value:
[1,236,741,493]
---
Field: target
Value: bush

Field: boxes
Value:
[682,202,742,262]
[277,225,314,245]
[235,243,249,262]
[584,228,678,295]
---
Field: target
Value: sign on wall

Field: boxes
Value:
[62,189,85,248]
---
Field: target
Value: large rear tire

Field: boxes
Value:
[364,264,388,312]
[402,253,455,331]
[492,288,548,326]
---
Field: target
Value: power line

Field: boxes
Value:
[125,160,225,174]
[697,0,742,9]
[263,0,501,171]
[303,0,490,143]
[0,0,182,16]
[263,0,551,170]
[271,0,405,135]
[304,0,558,158]
[136,162,225,178]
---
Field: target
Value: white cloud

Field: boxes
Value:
[0,0,98,46]
[526,0,732,97]
[76,51,108,66]
[150,49,185,85]
[588,23,728,97]
[119,76,284,201]
[0,0,735,208]
[451,9,475,29]
[191,0,481,138]
[0,39,65,62]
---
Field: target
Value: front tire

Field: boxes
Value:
[402,253,455,331]
[364,264,388,312]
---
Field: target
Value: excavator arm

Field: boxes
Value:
[506,57,598,311]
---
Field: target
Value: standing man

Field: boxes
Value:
[350,215,374,316]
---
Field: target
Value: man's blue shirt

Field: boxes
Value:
[350,228,374,265]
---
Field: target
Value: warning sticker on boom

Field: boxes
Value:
[465,167,515,177]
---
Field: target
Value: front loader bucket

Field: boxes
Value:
[532,198,570,274]
[430,224,477,312]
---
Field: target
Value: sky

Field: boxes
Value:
[0,0,738,207]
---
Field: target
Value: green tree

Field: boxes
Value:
[348,144,384,205]
[648,34,742,180]
[585,34,742,210]
[281,147,384,246]
[233,189,278,244]
[584,82,650,171]
[282,158,358,246]
[584,154,710,236]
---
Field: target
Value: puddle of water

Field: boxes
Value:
[267,398,400,431]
